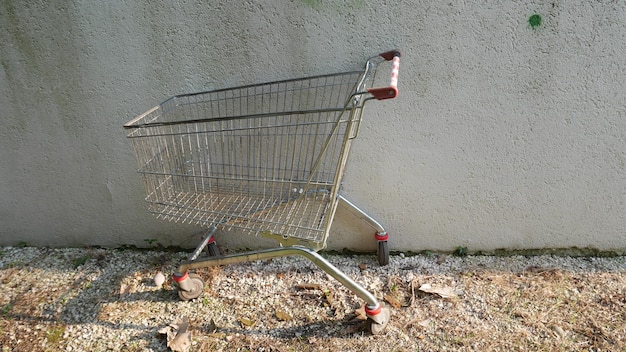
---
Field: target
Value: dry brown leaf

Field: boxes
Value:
[384,294,402,308]
[354,305,367,320]
[551,325,567,338]
[169,332,191,352]
[119,283,130,297]
[275,310,292,321]
[358,263,367,272]
[1,268,16,284]
[418,283,458,299]
[418,319,431,328]
[323,289,333,305]
[158,316,192,352]
[295,283,322,291]
[239,317,256,327]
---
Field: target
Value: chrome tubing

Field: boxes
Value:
[177,246,379,309]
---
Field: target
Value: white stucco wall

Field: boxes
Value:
[1,1,625,253]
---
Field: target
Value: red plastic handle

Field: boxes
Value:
[368,50,401,100]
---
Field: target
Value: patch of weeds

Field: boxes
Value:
[122,341,144,352]
[5,261,22,268]
[453,246,468,257]
[17,241,28,247]
[144,238,163,248]
[1,303,13,316]
[421,250,433,257]
[72,255,90,268]
[46,325,65,344]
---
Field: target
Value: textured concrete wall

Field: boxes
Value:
[1,1,625,253]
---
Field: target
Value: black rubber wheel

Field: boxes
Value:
[366,305,391,335]
[206,241,220,257]
[177,273,205,301]
[377,240,389,266]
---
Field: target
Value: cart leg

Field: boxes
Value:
[189,226,218,261]
[176,246,391,333]
[171,226,219,301]
[338,195,390,266]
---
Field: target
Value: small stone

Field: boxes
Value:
[154,271,165,289]
[436,255,447,265]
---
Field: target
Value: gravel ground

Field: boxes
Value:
[1,246,624,351]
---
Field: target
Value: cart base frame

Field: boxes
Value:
[173,222,391,332]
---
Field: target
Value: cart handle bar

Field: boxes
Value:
[367,49,401,100]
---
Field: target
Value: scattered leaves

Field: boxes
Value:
[295,283,333,305]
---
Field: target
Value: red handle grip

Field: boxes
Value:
[367,50,401,100]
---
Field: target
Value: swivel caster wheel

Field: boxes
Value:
[177,273,205,301]
[366,304,391,335]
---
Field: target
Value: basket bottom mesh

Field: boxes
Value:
[147,189,332,243]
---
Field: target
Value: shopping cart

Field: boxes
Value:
[124,50,401,334]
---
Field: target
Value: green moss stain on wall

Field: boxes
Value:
[529,14,542,29]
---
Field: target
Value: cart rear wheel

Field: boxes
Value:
[377,240,389,266]
[206,241,220,257]
[177,273,205,301]
[366,305,391,335]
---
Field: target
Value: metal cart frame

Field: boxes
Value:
[124,50,401,334]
